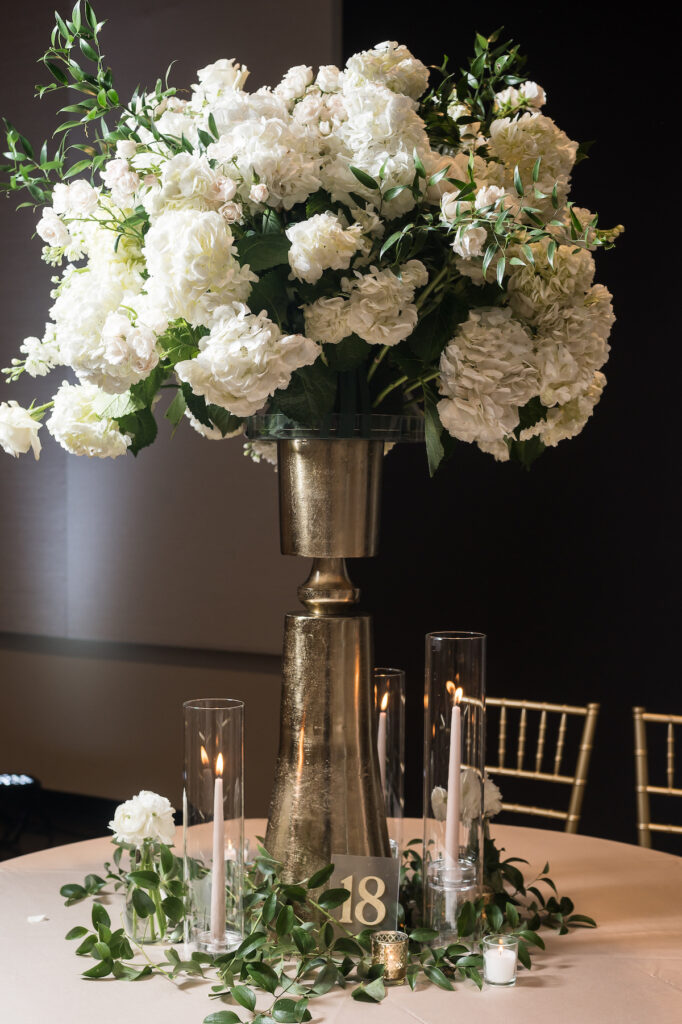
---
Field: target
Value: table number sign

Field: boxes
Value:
[329,854,401,934]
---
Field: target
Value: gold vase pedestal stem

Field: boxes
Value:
[265,439,391,879]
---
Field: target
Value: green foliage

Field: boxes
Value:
[268,361,337,427]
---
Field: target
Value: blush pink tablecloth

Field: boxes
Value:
[2,820,681,1024]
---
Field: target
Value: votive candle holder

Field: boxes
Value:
[482,934,519,986]
[371,930,409,983]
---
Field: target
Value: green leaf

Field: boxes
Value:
[203,1014,242,1024]
[305,189,332,218]
[92,941,111,960]
[82,959,113,979]
[131,887,155,917]
[127,869,160,889]
[231,984,257,1011]
[312,964,340,995]
[413,148,426,179]
[518,929,545,950]
[424,965,454,990]
[323,336,369,371]
[317,887,351,910]
[268,360,336,428]
[272,998,312,1023]
[307,863,335,890]
[423,391,444,478]
[247,265,289,327]
[208,113,219,139]
[116,407,158,456]
[292,927,316,955]
[517,941,531,970]
[333,937,363,955]
[382,185,408,203]
[164,389,186,428]
[60,883,86,901]
[409,927,439,943]
[79,38,99,62]
[487,903,504,932]
[407,292,466,363]
[352,977,386,1002]
[247,962,279,994]
[235,932,268,958]
[457,900,477,937]
[276,904,295,936]
[236,232,290,271]
[91,903,111,929]
[505,902,520,928]
[65,926,89,940]
[513,165,524,196]
[349,165,379,190]
[206,405,242,437]
[75,935,96,956]
[567,914,597,928]
[161,895,184,923]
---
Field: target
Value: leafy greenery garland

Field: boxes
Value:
[1,4,620,473]
[60,836,595,1023]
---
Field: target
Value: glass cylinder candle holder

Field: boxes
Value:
[373,667,405,857]
[183,698,244,953]
[371,930,409,983]
[482,934,519,986]
[423,632,486,944]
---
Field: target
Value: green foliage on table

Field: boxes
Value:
[59,835,595,1021]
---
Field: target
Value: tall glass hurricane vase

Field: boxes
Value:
[423,632,486,945]
[183,698,244,953]
[374,667,406,857]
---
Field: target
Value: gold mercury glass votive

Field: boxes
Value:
[371,930,409,983]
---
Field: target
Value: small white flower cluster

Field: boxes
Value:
[108,790,176,846]
[431,770,503,826]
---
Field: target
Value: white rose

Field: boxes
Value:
[475,185,506,210]
[452,225,487,259]
[249,183,269,204]
[316,65,341,92]
[62,179,100,214]
[116,139,138,160]
[440,190,468,223]
[219,200,243,224]
[275,65,313,105]
[36,209,71,247]
[215,176,238,203]
[0,402,42,459]
[192,58,250,104]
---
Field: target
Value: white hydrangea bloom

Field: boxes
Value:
[507,241,596,324]
[108,790,176,846]
[303,295,350,345]
[46,381,131,458]
[521,371,606,447]
[437,307,539,454]
[191,59,250,105]
[142,153,224,217]
[345,260,428,347]
[207,104,322,210]
[0,402,42,459]
[344,41,429,100]
[286,212,366,284]
[488,112,577,210]
[175,302,320,417]
[142,209,256,328]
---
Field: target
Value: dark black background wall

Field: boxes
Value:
[344,2,681,846]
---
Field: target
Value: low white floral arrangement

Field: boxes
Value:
[0,6,621,474]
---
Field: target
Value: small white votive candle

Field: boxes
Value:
[482,934,518,986]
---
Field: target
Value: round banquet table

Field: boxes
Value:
[2,819,681,1024]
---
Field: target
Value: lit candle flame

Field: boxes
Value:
[200,745,210,767]
[215,752,224,777]
[380,692,389,712]
[446,680,464,704]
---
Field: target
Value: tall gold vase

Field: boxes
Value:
[265,438,391,879]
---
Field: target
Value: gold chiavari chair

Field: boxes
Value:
[485,698,600,833]
[633,707,682,848]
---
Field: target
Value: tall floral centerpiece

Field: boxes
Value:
[0,6,621,875]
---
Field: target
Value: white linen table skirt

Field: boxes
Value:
[2,820,681,1024]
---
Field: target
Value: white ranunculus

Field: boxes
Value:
[452,225,487,259]
[36,209,71,247]
[345,260,428,347]
[344,41,429,99]
[0,402,42,459]
[175,302,320,417]
[142,209,256,328]
[46,381,131,458]
[286,211,366,284]
[438,307,539,454]
[108,790,176,846]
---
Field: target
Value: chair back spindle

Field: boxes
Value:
[633,707,682,847]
